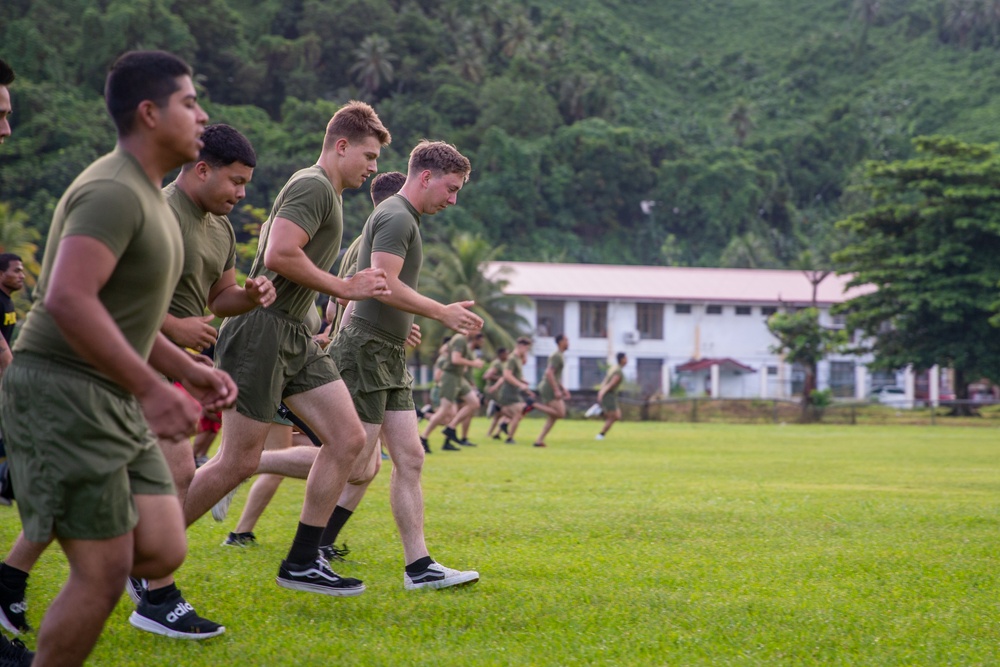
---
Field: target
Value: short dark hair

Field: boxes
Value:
[442,335,453,345]
[616,352,626,364]
[516,336,532,346]
[324,100,391,149]
[496,347,508,356]
[0,253,21,272]
[554,333,565,345]
[195,124,256,169]
[408,141,471,181]
[0,59,15,87]
[370,171,405,207]
[105,51,192,136]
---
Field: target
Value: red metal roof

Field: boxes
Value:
[675,358,757,373]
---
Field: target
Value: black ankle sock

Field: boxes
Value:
[287,522,324,564]
[0,562,29,590]
[405,556,434,574]
[320,506,353,547]
[146,582,177,606]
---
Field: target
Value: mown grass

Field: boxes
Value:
[3,421,1000,666]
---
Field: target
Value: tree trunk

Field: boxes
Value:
[948,367,980,417]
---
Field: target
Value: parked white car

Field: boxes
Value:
[872,386,910,407]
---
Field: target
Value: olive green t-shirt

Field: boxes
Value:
[352,195,422,340]
[163,181,236,319]
[499,355,524,404]
[247,165,342,322]
[15,148,183,380]
[331,234,363,333]
[604,363,624,394]
[540,350,564,390]
[443,334,470,377]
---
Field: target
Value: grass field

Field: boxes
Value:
[3,420,1000,666]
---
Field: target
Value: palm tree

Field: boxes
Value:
[0,202,40,281]
[349,34,396,98]
[417,233,530,364]
[726,98,755,145]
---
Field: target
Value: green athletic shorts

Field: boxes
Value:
[601,391,620,413]
[0,353,175,542]
[216,308,340,422]
[439,371,474,403]
[538,380,558,404]
[330,318,414,425]
[430,384,441,409]
[498,383,524,407]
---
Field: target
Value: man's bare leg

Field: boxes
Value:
[230,424,294,537]
[533,399,566,445]
[379,410,430,563]
[420,399,456,443]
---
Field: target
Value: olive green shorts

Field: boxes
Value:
[216,308,340,422]
[439,371,475,403]
[601,391,620,413]
[0,353,175,542]
[538,380,558,404]
[430,384,441,409]
[330,319,414,425]
[498,384,524,407]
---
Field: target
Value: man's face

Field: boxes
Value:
[422,171,465,214]
[341,135,382,190]
[0,85,12,144]
[156,76,208,166]
[199,162,254,216]
[517,343,531,360]
[559,337,570,351]
[2,260,24,293]
[620,356,628,367]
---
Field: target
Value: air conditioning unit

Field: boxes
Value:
[622,330,639,344]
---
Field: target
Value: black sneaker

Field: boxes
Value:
[442,426,458,442]
[222,532,257,547]
[129,589,225,640]
[0,634,33,666]
[0,580,29,635]
[420,437,431,454]
[0,462,14,506]
[276,556,365,597]
[491,433,501,440]
[500,422,509,435]
[125,577,147,605]
[458,438,477,447]
[442,441,461,451]
[505,437,517,445]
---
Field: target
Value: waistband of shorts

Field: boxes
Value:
[257,307,310,325]
[346,317,407,347]
[12,351,131,399]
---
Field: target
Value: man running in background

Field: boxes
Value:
[596,352,627,440]
[531,334,571,448]
[420,331,483,452]
[496,337,534,444]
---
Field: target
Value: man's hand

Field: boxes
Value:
[470,358,485,369]
[313,332,332,349]
[405,323,422,348]
[137,381,202,441]
[177,360,238,412]
[343,267,391,300]
[162,315,217,351]
[245,276,276,307]
[440,301,483,336]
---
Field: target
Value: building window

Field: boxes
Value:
[536,300,565,338]
[579,357,606,389]
[761,306,777,316]
[579,301,608,338]
[706,304,723,315]
[767,366,778,376]
[735,306,752,316]
[636,358,663,397]
[675,304,692,314]
[830,313,847,329]
[636,303,664,340]
[830,361,855,398]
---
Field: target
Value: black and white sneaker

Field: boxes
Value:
[129,589,225,640]
[222,531,257,547]
[458,438,477,447]
[211,485,239,522]
[0,580,29,635]
[125,577,147,605]
[276,556,365,597]
[0,633,33,666]
[404,562,479,591]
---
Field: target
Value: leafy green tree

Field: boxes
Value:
[768,307,847,417]
[834,136,1000,401]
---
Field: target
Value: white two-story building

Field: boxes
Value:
[486,262,887,400]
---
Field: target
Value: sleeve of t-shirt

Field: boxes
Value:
[451,337,468,356]
[224,222,237,271]
[60,181,144,259]
[369,210,414,259]
[274,176,333,240]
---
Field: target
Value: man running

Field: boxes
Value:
[596,352,627,439]
[496,337,534,444]
[420,332,483,452]
[531,334,571,448]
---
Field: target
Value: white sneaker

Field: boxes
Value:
[595,433,605,440]
[211,486,239,522]
[584,403,602,418]
[404,562,479,590]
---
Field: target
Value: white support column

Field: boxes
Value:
[662,363,671,398]
[759,364,769,398]
[855,364,868,401]
[929,365,940,407]
[710,363,721,398]
[904,365,916,409]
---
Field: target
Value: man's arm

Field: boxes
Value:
[0,336,12,375]
[264,218,389,300]
[161,313,217,350]
[207,269,276,317]
[370,251,482,334]
[147,333,237,412]
[450,348,484,369]
[44,237,204,439]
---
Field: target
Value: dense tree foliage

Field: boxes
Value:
[3,0,1000,268]
[834,136,1000,397]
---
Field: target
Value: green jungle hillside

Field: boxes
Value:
[1,0,998,268]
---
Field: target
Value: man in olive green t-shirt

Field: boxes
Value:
[184,101,392,598]
[597,352,628,440]
[419,331,483,452]
[0,50,236,667]
[497,337,535,444]
[330,140,482,590]
[531,334,572,448]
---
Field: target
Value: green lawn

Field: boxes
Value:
[3,421,1000,666]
